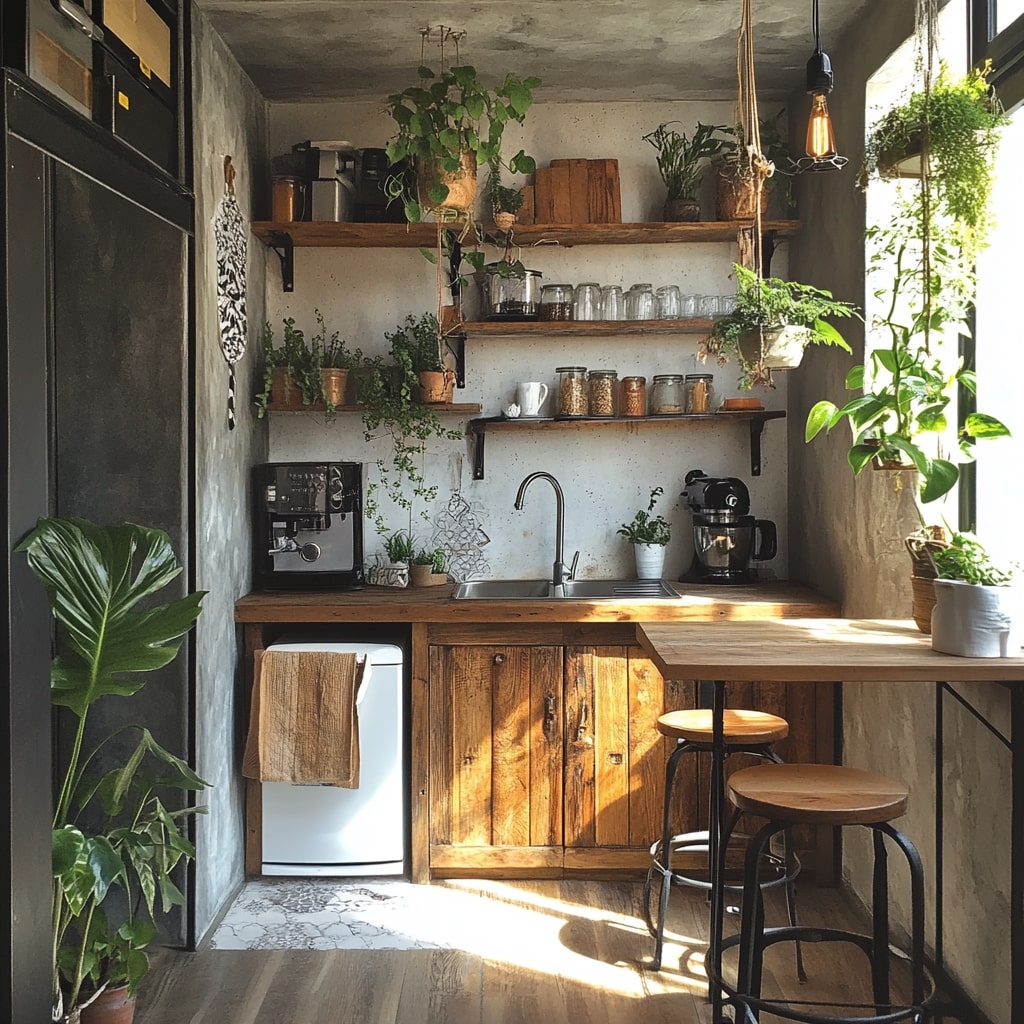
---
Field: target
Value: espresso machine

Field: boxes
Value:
[253,462,365,589]
[681,469,777,583]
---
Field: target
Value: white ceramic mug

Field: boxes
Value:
[516,381,549,416]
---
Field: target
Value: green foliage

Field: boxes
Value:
[384,64,540,222]
[617,487,672,546]
[413,546,447,572]
[705,263,858,386]
[16,518,207,1020]
[383,530,416,563]
[931,531,1013,586]
[386,312,443,373]
[484,158,524,216]
[642,121,728,200]
[717,108,794,204]
[860,62,1007,236]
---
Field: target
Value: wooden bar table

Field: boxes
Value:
[636,617,1024,1023]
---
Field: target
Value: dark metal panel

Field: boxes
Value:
[2,132,57,1024]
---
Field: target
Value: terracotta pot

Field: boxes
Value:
[663,197,700,222]
[320,368,349,407]
[79,986,136,1024]
[410,564,448,587]
[415,369,455,404]
[269,366,300,406]
[494,211,517,231]
[714,160,770,220]
[416,151,478,214]
[736,325,811,370]
[910,574,937,634]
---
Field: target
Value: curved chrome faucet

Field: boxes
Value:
[514,471,579,589]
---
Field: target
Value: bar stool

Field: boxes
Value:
[711,763,934,1023]
[644,708,803,972]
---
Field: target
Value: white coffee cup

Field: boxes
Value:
[516,381,549,416]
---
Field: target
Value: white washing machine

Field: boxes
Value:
[260,640,405,876]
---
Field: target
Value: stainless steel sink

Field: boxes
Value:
[452,578,678,600]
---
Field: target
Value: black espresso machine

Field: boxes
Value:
[253,462,365,589]
[681,469,777,583]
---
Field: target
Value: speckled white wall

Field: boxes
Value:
[265,99,791,580]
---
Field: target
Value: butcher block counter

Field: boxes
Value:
[236,581,839,882]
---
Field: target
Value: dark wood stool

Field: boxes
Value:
[644,708,802,972]
[711,763,933,1023]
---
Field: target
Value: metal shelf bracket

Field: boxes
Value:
[749,418,766,476]
[269,231,294,292]
[470,420,487,480]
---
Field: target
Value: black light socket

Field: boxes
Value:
[806,49,834,94]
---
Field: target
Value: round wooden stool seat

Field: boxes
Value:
[728,763,909,826]
[657,708,789,746]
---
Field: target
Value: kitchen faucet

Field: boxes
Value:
[514,471,579,591]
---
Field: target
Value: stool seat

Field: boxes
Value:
[657,708,789,746]
[728,763,909,826]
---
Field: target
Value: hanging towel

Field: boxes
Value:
[242,649,365,787]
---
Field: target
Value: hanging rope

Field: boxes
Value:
[915,0,938,355]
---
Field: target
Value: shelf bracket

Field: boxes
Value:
[269,231,294,292]
[749,418,766,476]
[470,419,487,479]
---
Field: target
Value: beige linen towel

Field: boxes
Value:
[242,649,365,787]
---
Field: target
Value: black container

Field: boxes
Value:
[353,148,410,222]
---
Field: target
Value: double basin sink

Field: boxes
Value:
[453,578,679,601]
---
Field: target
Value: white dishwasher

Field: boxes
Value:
[260,640,405,876]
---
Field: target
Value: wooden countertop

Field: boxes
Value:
[235,581,839,624]
[636,617,1024,682]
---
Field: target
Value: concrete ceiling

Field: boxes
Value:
[194,0,875,103]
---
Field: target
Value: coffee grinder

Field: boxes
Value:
[680,469,777,583]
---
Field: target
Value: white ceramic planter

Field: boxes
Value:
[931,578,1022,657]
[737,325,813,369]
[634,543,666,580]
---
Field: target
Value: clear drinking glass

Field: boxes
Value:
[655,285,682,319]
[626,283,656,320]
[719,294,737,315]
[680,293,699,318]
[601,285,624,320]
[574,282,602,321]
[698,294,720,318]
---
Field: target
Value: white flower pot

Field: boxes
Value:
[634,543,666,580]
[737,325,813,369]
[931,578,1022,657]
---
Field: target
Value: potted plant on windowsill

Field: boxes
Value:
[17,517,207,1024]
[617,486,672,579]
[703,263,858,388]
[384,64,539,224]
[641,121,727,222]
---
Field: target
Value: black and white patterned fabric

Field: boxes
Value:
[214,158,248,429]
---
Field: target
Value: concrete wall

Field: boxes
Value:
[788,3,1011,1019]
[265,100,791,582]
[191,2,269,941]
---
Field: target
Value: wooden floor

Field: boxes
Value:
[135,879,933,1024]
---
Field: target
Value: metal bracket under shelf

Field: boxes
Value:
[268,231,294,292]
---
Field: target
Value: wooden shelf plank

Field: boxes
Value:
[461,319,714,337]
[266,402,482,414]
[250,220,801,249]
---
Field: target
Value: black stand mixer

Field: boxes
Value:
[680,470,777,583]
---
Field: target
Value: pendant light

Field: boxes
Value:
[795,0,848,172]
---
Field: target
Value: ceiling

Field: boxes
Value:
[194,0,876,104]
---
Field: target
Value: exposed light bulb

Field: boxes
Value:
[805,92,836,159]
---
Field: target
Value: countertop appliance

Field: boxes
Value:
[681,469,777,583]
[261,639,405,876]
[253,462,364,589]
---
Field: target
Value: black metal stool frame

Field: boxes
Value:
[645,734,803,973]
[711,812,932,1024]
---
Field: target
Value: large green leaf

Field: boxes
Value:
[17,518,205,718]
[920,458,959,503]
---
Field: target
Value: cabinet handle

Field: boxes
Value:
[493,653,505,665]
[543,694,558,740]
[576,697,589,740]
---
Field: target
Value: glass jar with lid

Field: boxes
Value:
[684,373,715,414]
[650,374,685,415]
[588,370,618,417]
[555,366,589,417]
[540,283,575,321]
[620,375,646,417]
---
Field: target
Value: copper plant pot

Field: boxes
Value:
[714,160,770,220]
[269,366,300,406]
[320,368,349,407]
[415,370,455,404]
[416,151,478,215]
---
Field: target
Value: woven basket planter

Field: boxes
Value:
[911,574,937,634]
[714,160,769,220]
[416,151,478,215]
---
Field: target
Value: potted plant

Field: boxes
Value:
[617,486,672,579]
[384,64,539,223]
[641,121,727,221]
[17,517,207,1024]
[410,546,449,587]
[314,309,361,414]
[713,108,793,220]
[255,317,307,415]
[928,530,1019,657]
[484,158,525,231]
[703,263,858,388]
[386,312,454,404]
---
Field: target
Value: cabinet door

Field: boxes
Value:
[563,646,693,872]
[428,645,563,875]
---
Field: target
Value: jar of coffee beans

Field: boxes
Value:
[588,370,618,417]
[540,284,575,321]
[555,366,589,417]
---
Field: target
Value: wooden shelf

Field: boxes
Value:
[461,319,714,337]
[251,219,801,248]
[266,401,482,414]
[468,411,785,480]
